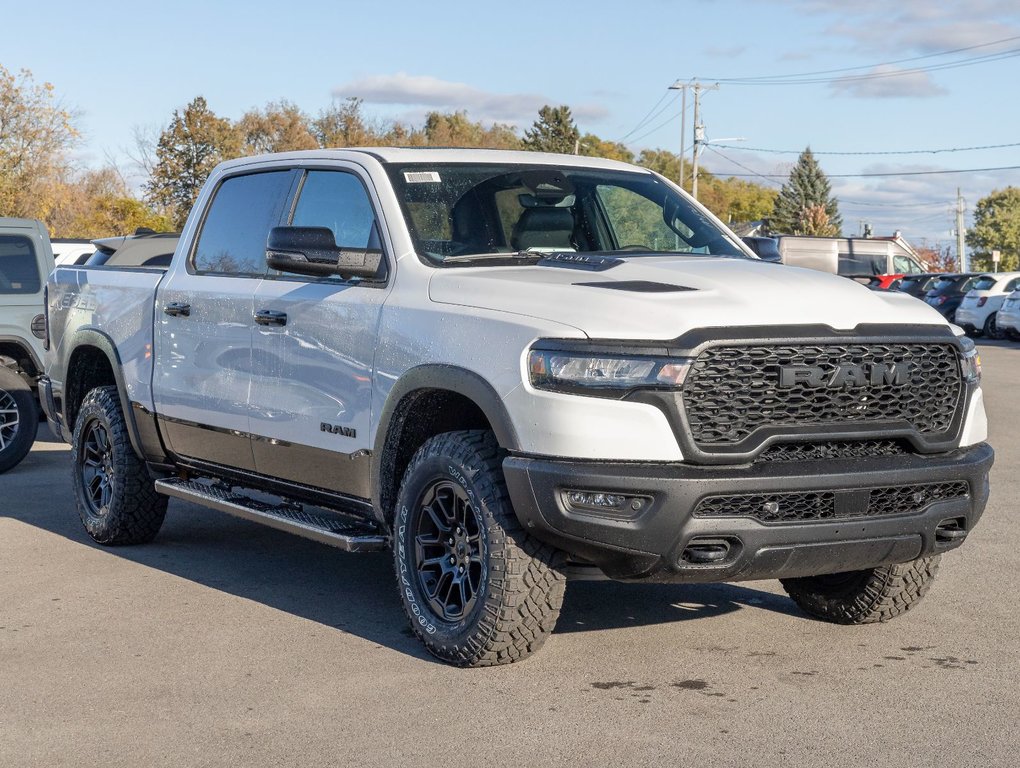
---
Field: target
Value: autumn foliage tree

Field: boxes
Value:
[522,105,580,154]
[145,96,243,228]
[0,65,79,220]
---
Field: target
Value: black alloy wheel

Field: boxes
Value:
[413,479,485,622]
[0,389,20,453]
[78,418,115,518]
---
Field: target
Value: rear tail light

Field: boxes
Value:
[935,296,947,305]
[976,297,988,307]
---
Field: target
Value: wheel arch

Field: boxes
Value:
[63,329,146,461]
[371,365,520,525]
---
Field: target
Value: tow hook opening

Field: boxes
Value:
[935,517,968,544]
[680,536,740,566]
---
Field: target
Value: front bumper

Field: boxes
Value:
[503,443,993,582]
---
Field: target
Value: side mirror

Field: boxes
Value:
[266,226,384,280]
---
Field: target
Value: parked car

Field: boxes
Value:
[924,273,981,323]
[42,148,992,666]
[51,239,95,266]
[861,274,904,291]
[994,289,1020,340]
[897,273,943,299]
[86,230,180,268]
[0,218,52,472]
[954,272,1020,338]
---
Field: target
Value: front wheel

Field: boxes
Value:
[71,386,167,545]
[0,367,37,474]
[393,430,566,666]
[781,555,940,624]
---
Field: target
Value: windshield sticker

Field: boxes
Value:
[404,171,442,183]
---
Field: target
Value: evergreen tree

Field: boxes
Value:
[770,147,842,236]
[522,105,580,154]
[145,97,242,228]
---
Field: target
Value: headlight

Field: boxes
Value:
[528,346,691,397]
[959,336,981,385]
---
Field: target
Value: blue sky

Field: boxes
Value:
[6,0,1020,249]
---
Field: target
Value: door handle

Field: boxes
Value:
[254,309,288,327]
[164,302,191,317]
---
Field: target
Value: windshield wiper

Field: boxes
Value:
[441,251,549,265]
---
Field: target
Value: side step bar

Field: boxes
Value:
[155,477,388,552]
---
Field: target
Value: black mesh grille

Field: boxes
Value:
[681,343,962,449]
[694,481,969,523]
[757,440,911,462]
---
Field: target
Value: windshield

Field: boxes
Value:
[385,163,747,264]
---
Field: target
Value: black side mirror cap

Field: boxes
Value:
[266,226,384,280]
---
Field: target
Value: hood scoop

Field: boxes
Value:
[573,280,696,293]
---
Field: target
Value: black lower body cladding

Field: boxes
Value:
[502,443,993,581]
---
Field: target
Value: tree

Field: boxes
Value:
[579,134,633,163]
[422,111,520,149]
[0,65,79,220]
[49,168,171,238]
[145,97,243,228]
[313,97,377,147]
[237,100,318,155]
[637,148,682,182]
[770,147,842,236]
[522,105,580,154]
[967,186,1020,271]
[698,174,778,225]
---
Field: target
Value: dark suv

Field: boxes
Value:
[898,273,943,299]
[924,273,980,322]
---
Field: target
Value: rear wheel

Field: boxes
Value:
[984,313,1002,339]
[781,556,940,624]
[71,386,167,545]
[0,367,37,474]
[393,430,566,666]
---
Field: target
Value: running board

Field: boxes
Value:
[155,477,388,552]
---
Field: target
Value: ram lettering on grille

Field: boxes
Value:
[681,343,962,447]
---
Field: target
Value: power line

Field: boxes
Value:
[615,92,678,142]
[625,106,684,145]
[710,140,1020,156]
[714,48,1020,86]
[706,34,1020,83]
[716,164,1020,178]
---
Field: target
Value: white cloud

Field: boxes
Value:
[829,66,948,98]
[333,73,608,126]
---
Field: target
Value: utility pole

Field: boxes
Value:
[956,188,967,272]
[689,81,719,200]
[668,81,689,188]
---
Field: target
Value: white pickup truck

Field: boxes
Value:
[41,149,992,666]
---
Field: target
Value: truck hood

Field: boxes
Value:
[428,256,949,340]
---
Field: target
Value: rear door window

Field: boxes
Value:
[0,235,41,294]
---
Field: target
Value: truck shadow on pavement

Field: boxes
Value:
[8,441,803,663]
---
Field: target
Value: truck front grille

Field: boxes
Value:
[693,481,969,523]
[681,342,963,450]
[756,440,910,462]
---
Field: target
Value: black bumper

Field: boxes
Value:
[503,443,993,582]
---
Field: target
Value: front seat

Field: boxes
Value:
[510,207,576,251]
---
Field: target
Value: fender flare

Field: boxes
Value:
[371,364,521,518]
[63,328,148,461]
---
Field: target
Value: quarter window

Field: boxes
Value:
[192,171,293,275]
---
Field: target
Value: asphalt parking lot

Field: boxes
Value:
[2,343,1018,768]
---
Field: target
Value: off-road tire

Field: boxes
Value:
[393,430,567,666]
[71,386,167,545]
[781,555,940,624]
[0,367,37,474]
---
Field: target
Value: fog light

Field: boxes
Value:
[562,489,649,516]
[763,501,780,516]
